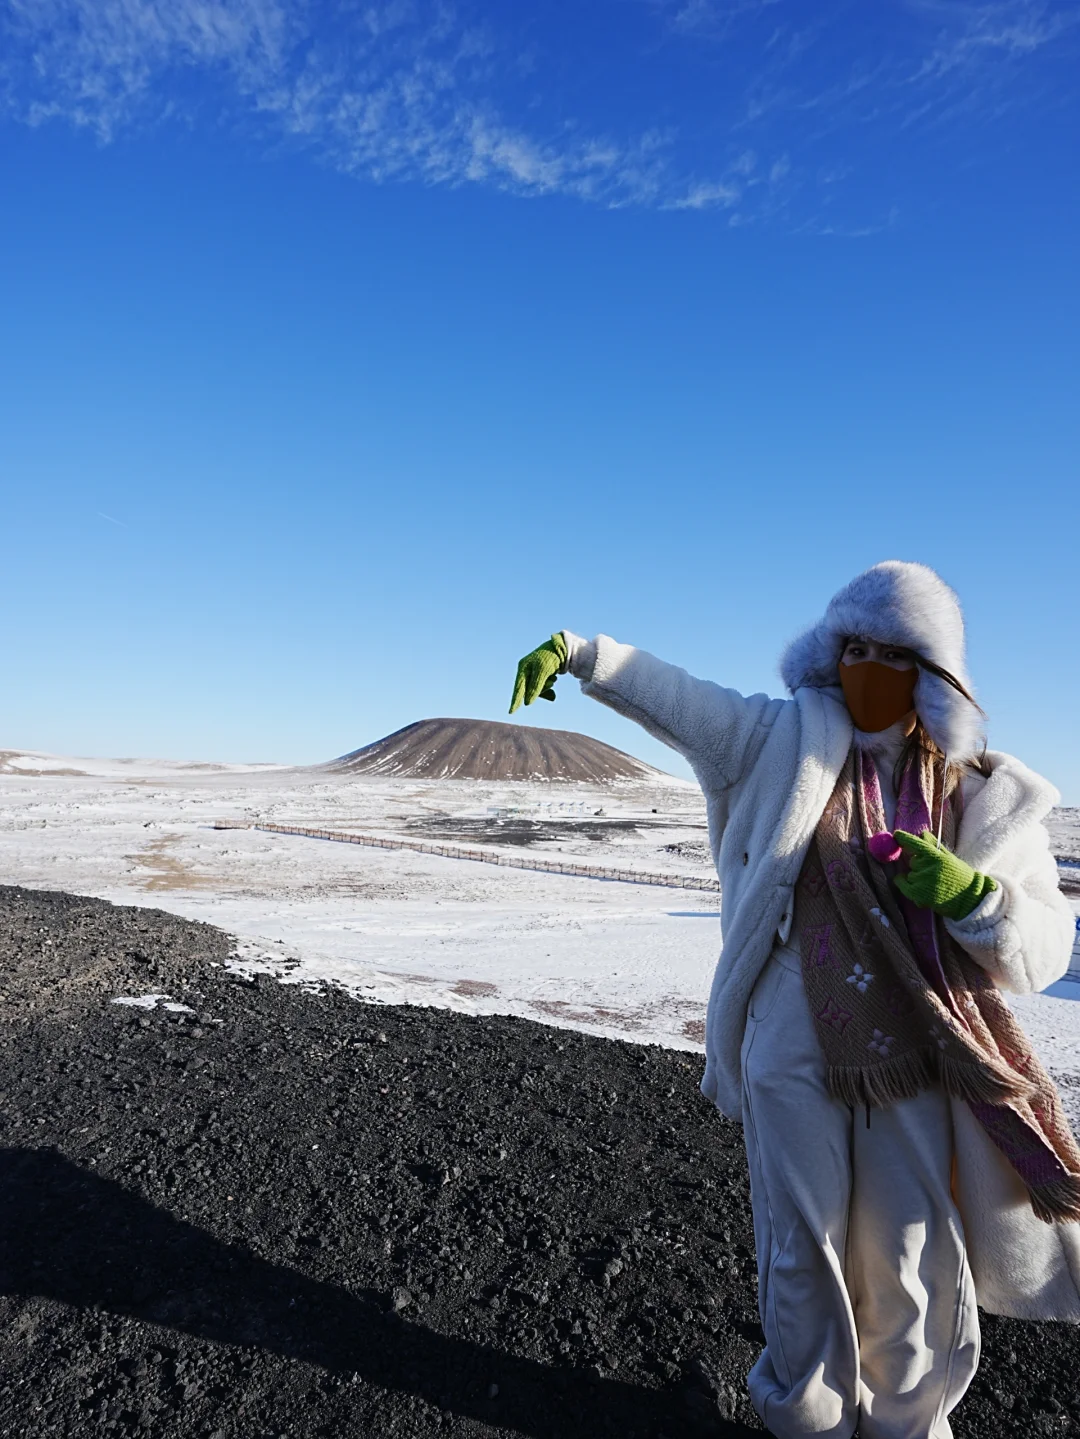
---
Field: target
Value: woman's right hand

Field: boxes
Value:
[509,633,568,714]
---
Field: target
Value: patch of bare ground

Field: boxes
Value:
[0,750,88,777]
[124,835,222,893]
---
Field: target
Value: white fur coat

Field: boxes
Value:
[566,630,1079,1321]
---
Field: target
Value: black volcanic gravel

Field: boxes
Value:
[0,885,1077,1439]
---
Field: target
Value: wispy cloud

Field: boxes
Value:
[659,0,781,39]
[657,0,1076,129]
[2,0,295,139]
[910,0,1075,80]
[0,0,1075,223]
[878,1,1077,137]
[0,0,764,211]
[665,178,742,210]
[258,31,682,207]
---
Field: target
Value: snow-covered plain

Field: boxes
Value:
[1,747,1077,1078]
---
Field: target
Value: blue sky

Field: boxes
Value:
[1,1,1078,798]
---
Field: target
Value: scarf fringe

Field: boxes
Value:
[1029,1176,1080,1226]
[826,1048,1031,1113]
[826,1051,935,1109]
[934,1053,1034,1107]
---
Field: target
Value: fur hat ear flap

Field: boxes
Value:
[912,671,983,761]
[778,561,984,761]
[779,624,840,695]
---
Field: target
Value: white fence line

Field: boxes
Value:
[213,819,721,894]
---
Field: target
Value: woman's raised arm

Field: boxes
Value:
[509,630,783,793]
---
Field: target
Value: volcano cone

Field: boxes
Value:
[326,718,665,783]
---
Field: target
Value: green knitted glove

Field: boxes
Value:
[893,829,998,920]
[509,633,569,714]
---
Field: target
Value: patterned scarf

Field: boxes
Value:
[798,746,1080,1224]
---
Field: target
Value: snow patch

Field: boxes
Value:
[110,993,194,1013]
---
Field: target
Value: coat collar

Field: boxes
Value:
[956,751,1060,871]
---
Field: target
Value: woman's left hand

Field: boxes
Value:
[893,830,997,920]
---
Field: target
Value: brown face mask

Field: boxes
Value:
[838,660,918,733]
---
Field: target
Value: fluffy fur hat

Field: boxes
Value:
[779,561,983,760]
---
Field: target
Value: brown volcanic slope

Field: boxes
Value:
[327,718,667,783]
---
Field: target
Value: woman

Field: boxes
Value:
[509,561,1079,1439]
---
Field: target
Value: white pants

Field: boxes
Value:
[740,947,980,1439]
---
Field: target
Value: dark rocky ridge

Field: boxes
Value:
[0,885,1076,1438]
[328,718,665,783]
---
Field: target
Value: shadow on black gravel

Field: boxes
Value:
[0,1148,757,1439]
